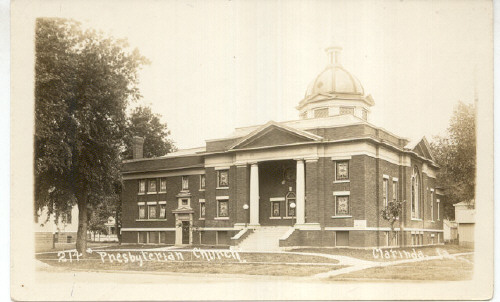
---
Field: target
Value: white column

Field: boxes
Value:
[296,159,305,225]
[249,163,260,227]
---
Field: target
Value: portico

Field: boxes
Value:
[247,159,306,228]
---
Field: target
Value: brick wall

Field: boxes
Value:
[203,166,237,228]
[279,230,336,247]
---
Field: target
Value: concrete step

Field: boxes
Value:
[237,227,292,252]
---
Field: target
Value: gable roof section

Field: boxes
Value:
[229,120,323,150]
[405,136,435,162]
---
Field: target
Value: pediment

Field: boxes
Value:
[411,137,435,161]
[230,121,322,150]
[172,206,194,214]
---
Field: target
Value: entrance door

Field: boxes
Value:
[182,221,190,244]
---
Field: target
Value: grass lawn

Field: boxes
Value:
[291,245,473,262]
[329,254,474,281]
[36,249,343,277]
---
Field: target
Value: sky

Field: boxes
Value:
[16,0,494,149]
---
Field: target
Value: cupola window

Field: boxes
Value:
[314,108,329,118]
[339,107,354,115]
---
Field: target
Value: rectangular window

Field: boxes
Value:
[138,232,147,243]
[437,199,440,220]
[148,179,157,193]
[392,180,398,202]
[138,204,146,219]
[335,161,349,181]
[200,175,206,190]
[336,231,349,246]
[63,211,72,224]
[362,108,368,120]
[149,231,158,244]
[181,176,189,191]
[431,190,434,221]
[386,231,399,246]
[335,196,350,216]
[383,178,388,207]
[160,232,167,244]
[339,107,354,115]
[217,200,229,217]
[160,178,167,193]
[314,108,329,118]
[181,198,189,206]
[199,200,206,218]
[271,201,280,217]
[148,204,157,219]
[217,170,229,188]
[159,203,166,219]
[139,180,146,194]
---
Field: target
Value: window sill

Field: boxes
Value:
[159,191,167,194]
[138,193,146,195]
[198,218,205,220]
[199,189,205,192]
[331,215,352,219]
[333,180,350,184]
[214,217,229,220]
[269,217,282,220]
[283,217,295,220]
[147,192,158,195]
[411,218,423,221]
[136,219,167,222]
[216,187,229,190]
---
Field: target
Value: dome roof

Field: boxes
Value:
[304,46,364,98]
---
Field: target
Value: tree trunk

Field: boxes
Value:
[76,194,88,254]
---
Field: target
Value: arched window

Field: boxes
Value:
[286,192,296,217]
[411,166,420,219]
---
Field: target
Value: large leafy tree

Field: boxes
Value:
[431,101,476,219]
[124,106,176,159]
[35,18,148,253]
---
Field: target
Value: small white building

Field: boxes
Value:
[90,216,119,242]
[443,219,458,243]
[454,201,475,247]
[34,206,79,249]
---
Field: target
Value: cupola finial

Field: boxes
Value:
[325,44,342,65]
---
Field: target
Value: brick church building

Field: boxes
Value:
[121,45,444,248]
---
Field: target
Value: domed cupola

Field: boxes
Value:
[297,45,375,121]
